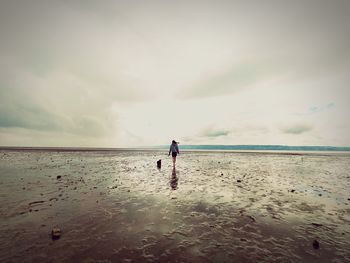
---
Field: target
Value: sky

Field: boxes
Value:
[0,0,349,147]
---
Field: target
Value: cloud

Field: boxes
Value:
[295,102,336,116]
[281,124,313,135]
[0,70,118,138]
[179,123,273,145]
[310,103,336,113]
[0,102,112,137]
[1,1,350,147]
[0,104,62,131]
[326,103,335,109]
[180,63,266,99]
[201,128,230,138]
[179,126,230,144]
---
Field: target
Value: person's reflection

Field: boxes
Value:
[170,167,178,190]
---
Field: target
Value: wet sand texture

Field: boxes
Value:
[0,150,350,262]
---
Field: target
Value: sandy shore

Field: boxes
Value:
[0,150,349,262]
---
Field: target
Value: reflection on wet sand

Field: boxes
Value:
[170,167,178,190]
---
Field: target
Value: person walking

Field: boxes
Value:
[168,140,180,167]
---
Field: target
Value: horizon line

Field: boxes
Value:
[1,144,350,151]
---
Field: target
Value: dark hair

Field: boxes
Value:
[172,140,176,144]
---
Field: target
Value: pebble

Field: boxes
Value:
[312,240,320,249]
[57,175,61,179]
[52,227,61,240]
[247,215,256,222]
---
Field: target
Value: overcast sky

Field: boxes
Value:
[0,0,349,147]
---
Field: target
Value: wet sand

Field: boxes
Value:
[0,149,349,263]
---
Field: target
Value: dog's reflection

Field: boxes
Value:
[170,167,178,190]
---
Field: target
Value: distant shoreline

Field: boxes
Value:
[156,144,350,152]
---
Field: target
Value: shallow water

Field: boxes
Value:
[0,150,349,262]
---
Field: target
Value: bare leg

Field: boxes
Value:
[172,156,176,167]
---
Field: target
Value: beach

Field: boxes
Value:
[0,149,349,263]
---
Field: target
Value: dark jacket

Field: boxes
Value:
[169,143,179,155]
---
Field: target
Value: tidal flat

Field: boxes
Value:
[0,149,349,262]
